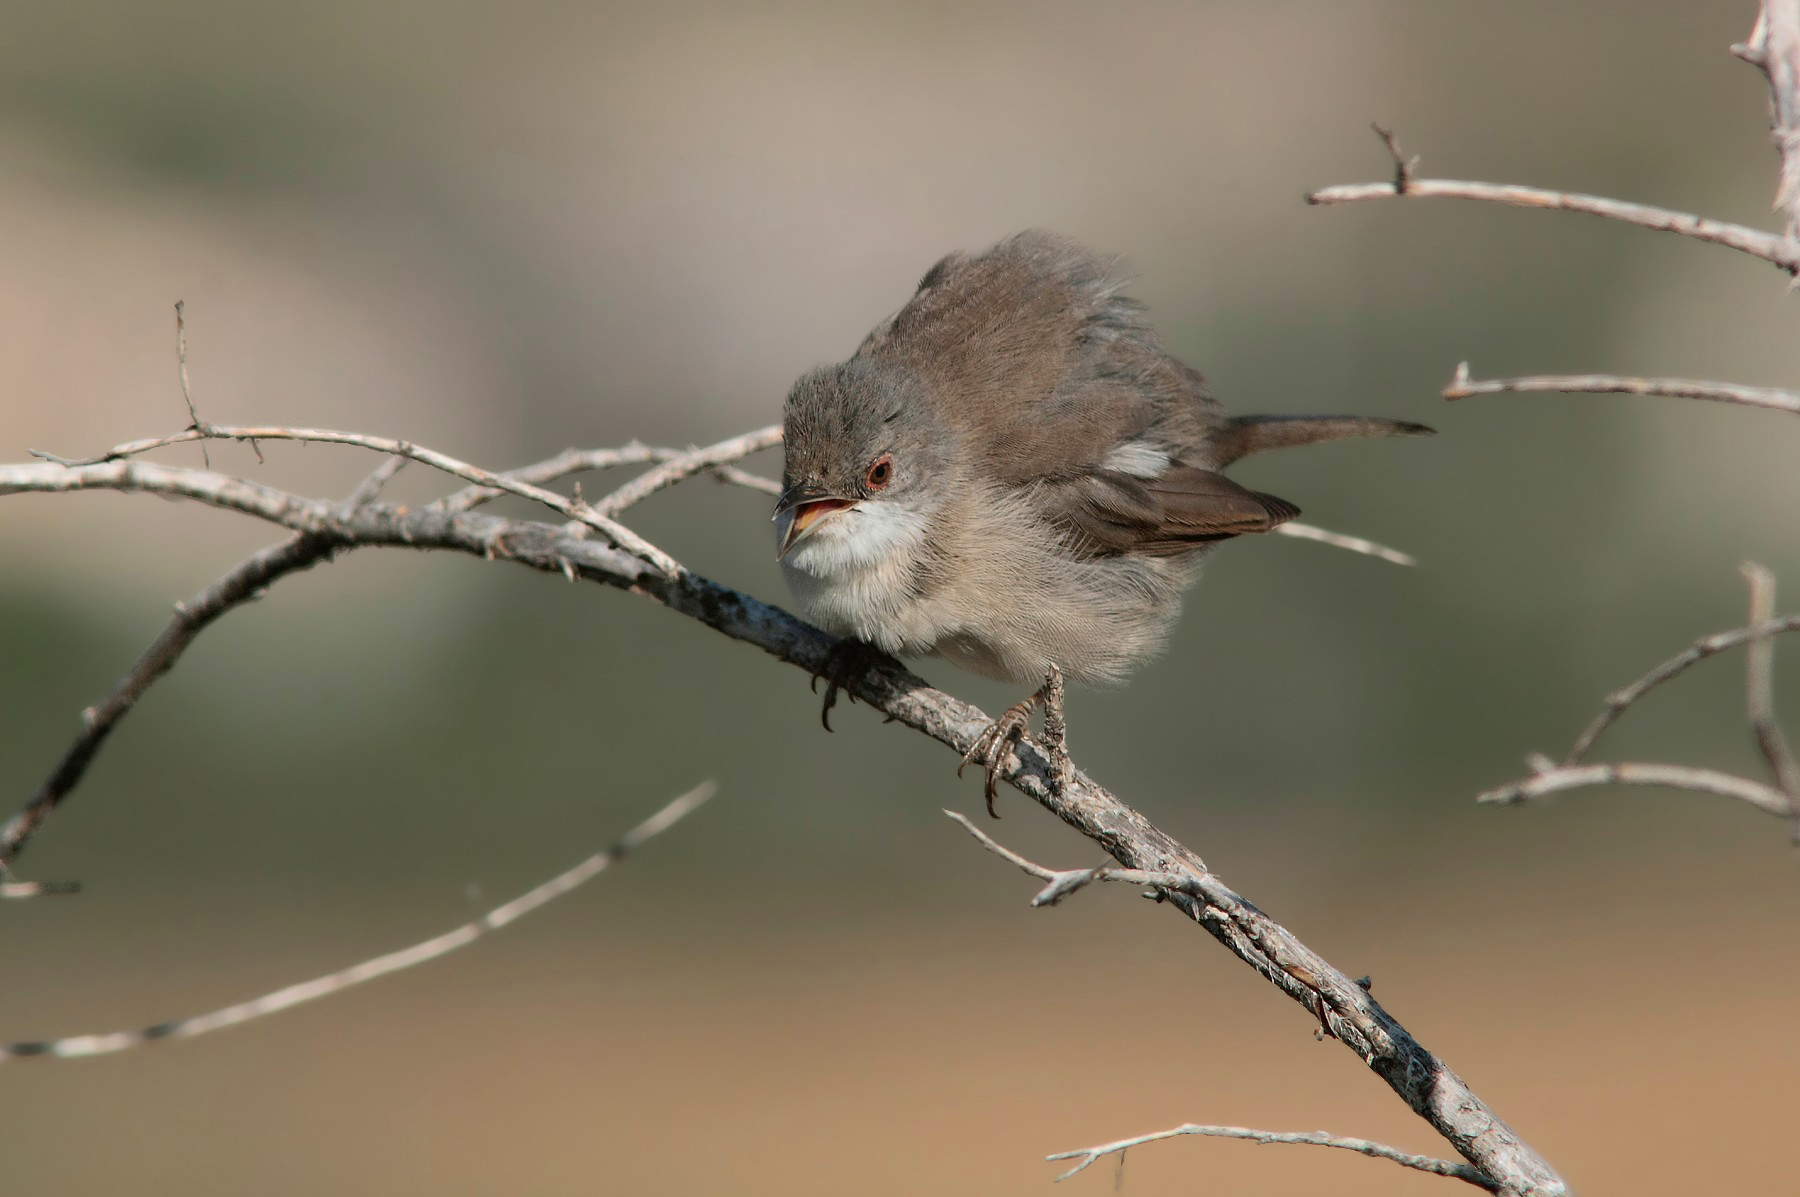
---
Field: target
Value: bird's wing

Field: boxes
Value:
[1038,463,1300,559]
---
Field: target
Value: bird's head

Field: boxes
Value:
[775,359,952,570]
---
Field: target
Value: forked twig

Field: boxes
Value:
[946,810,1196,906]
[1307,128,1800,276]
[1047,1123,1497,1190]
[1479,568,1798,830]
[0,456,407,874]
[28,422,676,571]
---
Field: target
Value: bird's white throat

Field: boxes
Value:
[780,499,930,578]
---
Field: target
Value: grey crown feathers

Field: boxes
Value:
[776,229,1430,689]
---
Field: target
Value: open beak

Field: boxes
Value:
[774,481,856,559]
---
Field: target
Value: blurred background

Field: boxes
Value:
[3,1,1798,1192]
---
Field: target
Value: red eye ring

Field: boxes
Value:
[865,453,893,491]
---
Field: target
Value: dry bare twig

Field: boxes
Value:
[1734,0,1800,245]
[1741,564,1800,841]
[1477,566,1798,827]
[948,814,1499,1189]
[1307,126,1800,276]
[0,430,1563,1195]
[1478,761,1791,818]
[1564,612,1800,764]
[435,436,780,515]
[1,782,715,1061]
[1442,363,1800,418]
[945,810,1194,906]
[1047,1123,1498,1190]
[0,455,408,876]
[28,421,680,571]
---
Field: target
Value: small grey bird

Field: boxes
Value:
[776,231,1428,808]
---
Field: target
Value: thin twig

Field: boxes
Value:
[1371,122,1418,192]
[173,300,209,468]
[1742,563,1800,843]
[945,811,1194,906]
[1477,761,1792,818]
[2,782,715,1062]
[1565,614,1800,764]
[27,423,677,572]
[434,443,777,515]
[592,425,783,516]
[1734,0,1800,246]
[0,450,1568,1196]
[342,455,408,509]
[1273,521,1415,567]
[1047,1123,1497,1190]
[0,457,406,874]
[1307,131,1800,276]
[0,533,345,872]
[1443,363,1800,417]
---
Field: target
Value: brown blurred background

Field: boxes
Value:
[4,1,1799,1193]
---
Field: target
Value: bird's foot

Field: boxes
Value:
[809,638,884,732]
[958,664,1069,817]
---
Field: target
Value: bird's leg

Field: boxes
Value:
[958,663,1069,817]
[810,637,885,732]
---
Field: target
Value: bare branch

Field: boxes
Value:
[2,782,715,1062]
[1734,0,1800,245]
[1047,1123,1498,1190]
[1565,614,1800,764]
[1,533,340,872]
[171,300,212,468]
[436,441,778,515]
[1273,521,1415,567]
[1307,135,1800,276]
[1371,121,1419,192]
[1742,563,1800,843]
[343,455,408,508]
[0,460,415,873]
[0,448,1567,1196]
[593,425,783,517]
[945,810,1193,906]
[1443,363,1800,417]
[1477,761,1792,818]
[27,423,678,572]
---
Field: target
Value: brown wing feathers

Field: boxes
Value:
[1051,464,1299,559]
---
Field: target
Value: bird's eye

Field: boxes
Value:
[865,453,893,491]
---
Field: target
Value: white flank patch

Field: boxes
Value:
[1101,439,1170,479]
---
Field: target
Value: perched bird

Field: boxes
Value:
[776,231,1429,809]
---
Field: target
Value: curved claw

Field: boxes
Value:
[811,639,878,733]
[959,699,1037,818]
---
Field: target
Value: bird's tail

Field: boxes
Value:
[1214,414,1435,467]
